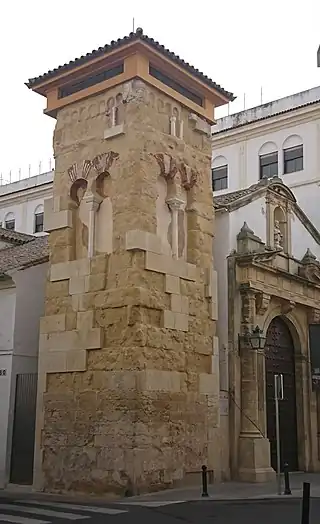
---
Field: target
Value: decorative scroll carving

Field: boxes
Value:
[67,160,92,183]
[240,287,256,328]
[255,292,271,316]
[91,152,119,176]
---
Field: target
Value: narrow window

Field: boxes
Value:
[5,219,15,230]
[212,165,228,191]
[259,152,278,179]
[283,145,303,174]
[34,212,44,233]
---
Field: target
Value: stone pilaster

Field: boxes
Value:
[238,289,275,482]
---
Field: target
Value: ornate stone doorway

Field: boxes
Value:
[265,316,299,471]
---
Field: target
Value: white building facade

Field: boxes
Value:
[212,86,320,229]
[0,171,53,236]
[211,86,320,480]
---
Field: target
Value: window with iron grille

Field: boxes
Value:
[259,151,278,179]
[34,212,44,233]
[212,165,228,191]
[283,145,303,174]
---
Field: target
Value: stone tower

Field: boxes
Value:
[27,28,234,494]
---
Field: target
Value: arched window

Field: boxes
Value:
[212,156,228,191]
[34,204,44,233]
[282,135,303,174]
[4,212,15,231]
[258,142,278,179]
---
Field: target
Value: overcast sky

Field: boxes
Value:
[0,0,319,182]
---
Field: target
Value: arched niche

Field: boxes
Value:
[70,178,89,259]
[93,172,113,255]
[156,175,172,256]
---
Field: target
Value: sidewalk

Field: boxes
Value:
[121,472,320,502]
[1,472,320,504]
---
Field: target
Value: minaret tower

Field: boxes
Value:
[27,28,234,493]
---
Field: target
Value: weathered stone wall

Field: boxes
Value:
[35,79,222,494]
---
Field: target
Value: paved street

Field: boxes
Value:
[0,497,318,523]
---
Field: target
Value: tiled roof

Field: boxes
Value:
[213,181,264,208]
[0,236,49,273]
[0,227,35,245]
[26,28,235,102]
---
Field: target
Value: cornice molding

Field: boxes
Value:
[212,103,320,148]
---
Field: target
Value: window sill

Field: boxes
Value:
[104,124,124,140]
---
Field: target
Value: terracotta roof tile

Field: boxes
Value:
[26,28,235,102]
[0,236,49,273]
[0,227,35,245]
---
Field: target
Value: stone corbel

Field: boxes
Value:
[240,287,257,328]
[255,292,271,316]
[308,308,320,324]
[281,300,296,314]
[166,197,185,259]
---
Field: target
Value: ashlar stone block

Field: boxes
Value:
[40,314,66,334]
[165,275,180,294]
[125,230,163,254]
[138,370,181,393]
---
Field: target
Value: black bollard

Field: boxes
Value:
[283,462,292,495]
[201,465,209,497]
[301,482,310,524]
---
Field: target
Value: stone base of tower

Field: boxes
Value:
[35,245,223,495]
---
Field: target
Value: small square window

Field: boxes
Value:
[259,152,278,179]
[34,212,44,233]
[212,165,228,191]
[284,145,303,174]
[5,220,15,231]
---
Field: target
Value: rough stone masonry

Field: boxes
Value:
[34,73,223,494]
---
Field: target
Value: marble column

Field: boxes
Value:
[166,197,184,259]
[84,193,103,258]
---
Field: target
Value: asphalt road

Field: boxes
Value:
[0,496,317,523]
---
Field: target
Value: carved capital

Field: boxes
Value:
[153,153,178,180]
[255,292,271,316]
[179,163,198,190]
[166,197,185,212]
[91,151,119,176]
